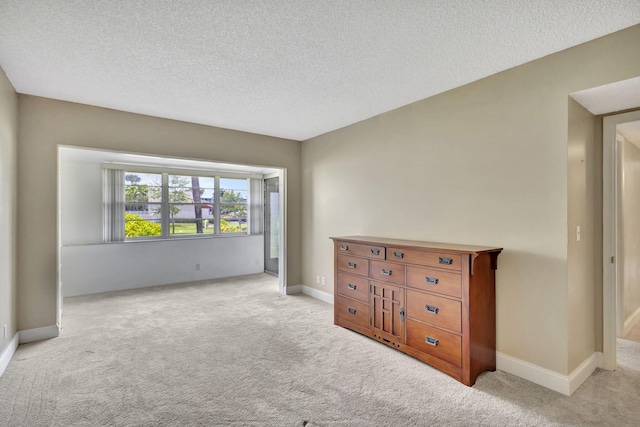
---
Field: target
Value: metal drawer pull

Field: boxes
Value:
[348,262,356,269]
[348,306,357,315]
[425,336,439,346]
[347,283,357,290]
[425,305,439,314]
[393,251,404,259]
[381,268,392,276]
[400,308,405,322]
[370,248,380,255]
[340,245,348,251]
[439,257,453,265]
[425,276,439,285]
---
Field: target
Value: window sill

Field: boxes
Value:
[121,233,252,243]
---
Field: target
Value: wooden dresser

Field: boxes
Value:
[331,236,502,386]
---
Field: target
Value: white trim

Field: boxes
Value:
[278,169,287,296]
[568,352,602,395]
[286,285,302,295]
[623,306,640,337]
[18,324,60,344]
[497,352,601,396]
[301,286,334,305]
[102,162,264,179]
[57,148,63,326]
[263,171,280,180]
[497,352,570,395]
[0,333,19,377]
[285,285,334,305]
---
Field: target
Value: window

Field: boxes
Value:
[220,178,248,234]
[168,174,216,236]
[107,169,252,240]
[124,172,163,237]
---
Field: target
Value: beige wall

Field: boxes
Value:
[302,25,640,374]
[0,66,18,352]
[567,99,597,372]
[621,137,640,326]
[17,96,301,331]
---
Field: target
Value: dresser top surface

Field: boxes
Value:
[330,236,502,254]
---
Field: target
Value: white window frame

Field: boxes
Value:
[105,164,258,241]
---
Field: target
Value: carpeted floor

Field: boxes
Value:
[1,273,640,426]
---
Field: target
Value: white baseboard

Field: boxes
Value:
[623,306,640,337]
[568,352,602,395]
[286,285,302,295]
[497,351,601,396]
[0,333,19,378]
[301,285,333,305]
[19,324,60,344]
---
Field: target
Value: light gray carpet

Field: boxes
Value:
[1,273,640,426]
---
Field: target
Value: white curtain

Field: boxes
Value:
[103,169,125,242]
[249,178,263,235]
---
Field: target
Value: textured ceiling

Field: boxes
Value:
[1,1,639,141]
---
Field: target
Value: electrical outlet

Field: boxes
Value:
[321,276,326,286]
[195,264,200,271]
[316,275,320,284]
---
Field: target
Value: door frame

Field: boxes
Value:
[264,169,287,296]
[263,171,285,290]
[602,110,640,370]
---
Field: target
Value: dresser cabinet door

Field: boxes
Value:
[370,282,405,344]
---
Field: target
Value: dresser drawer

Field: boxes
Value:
[406,290,461,334]
[337,255,369,277]
[406,319,461,367]
[370,260,405,285]
[336,241,386,259]
[337,273,369,303]
[387,247,461,271]
[336,296,369,329]
[406,266,462,299]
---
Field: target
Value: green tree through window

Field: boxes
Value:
[122,171,248,238]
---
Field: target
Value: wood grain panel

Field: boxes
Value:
[337,255,369,277]
[337,273,369,303]
[336,296,369,329]
[406,266,462,298]
[336,241,386,259]
[370,260,405,285]
[370,282,405,343]
[406,290,462,334]
[406,319,461,367]
[388,247,462,271]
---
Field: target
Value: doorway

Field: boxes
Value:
[264,176,279,276]
[603,110,640,369]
